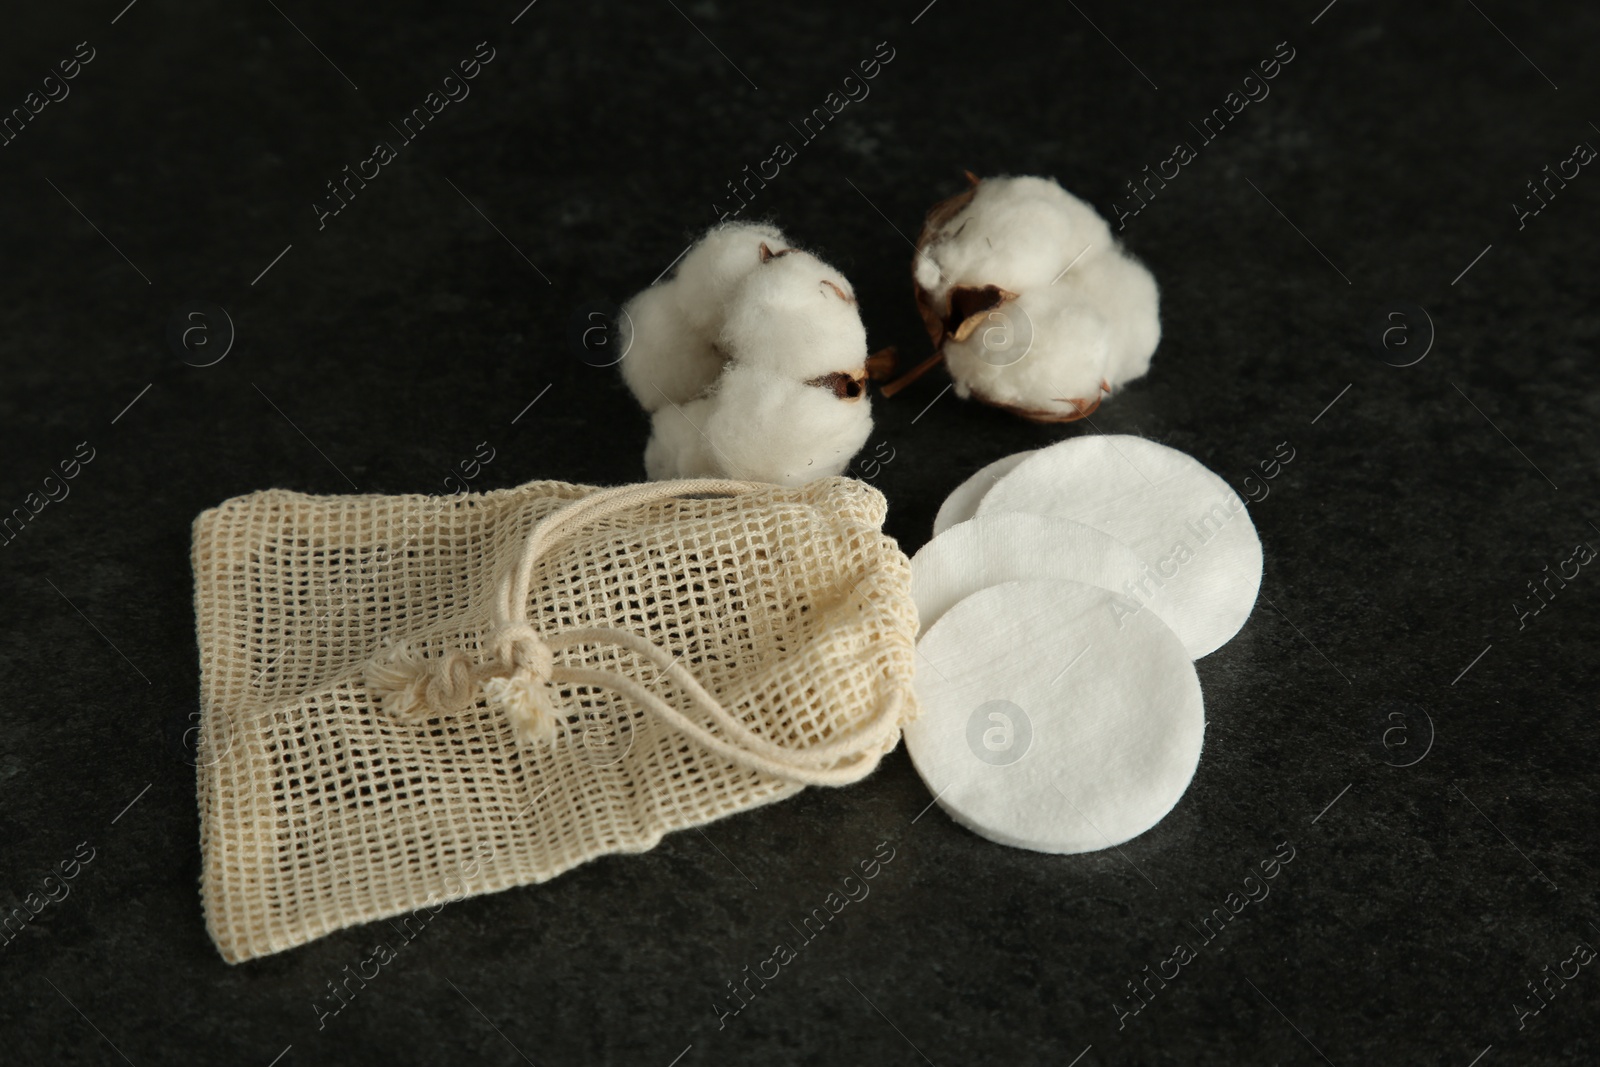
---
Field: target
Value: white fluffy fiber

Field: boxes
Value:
[645,365,872,487]
[916,175,1160,419]
[915,176,1108,297]
[719,248,867,382]
[619,221,784,412]
[620,223,873,484]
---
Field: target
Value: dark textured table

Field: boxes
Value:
[2,0,1597,1063]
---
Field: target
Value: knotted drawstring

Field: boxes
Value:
[362,479,907,786]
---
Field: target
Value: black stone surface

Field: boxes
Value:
[1,1,1596,1063]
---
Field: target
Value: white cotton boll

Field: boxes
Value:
[914,175,1111,304]
[701,365,872,486]
[911,173,1162,421]
[671,221,788,337]
[629,224,875,486]
[942,284,1111,420]
[643,394,720,480]
[720,249,869,382]
[618,222,790,413]
[618,282,722,413]
[643,364,872,485]
[1071,242,1162,390]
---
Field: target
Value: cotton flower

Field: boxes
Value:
[674,221,789,338]
[911,173,1160,421]
[644,363,872,486]
[719,245,868,382]
[618,221,786,412]
[621,225,874,485]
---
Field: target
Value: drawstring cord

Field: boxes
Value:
[362,479,905,786]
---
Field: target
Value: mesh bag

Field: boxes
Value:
[190,476,918,963]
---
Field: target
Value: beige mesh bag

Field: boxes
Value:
[190,476,918,963]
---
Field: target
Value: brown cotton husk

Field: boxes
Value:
[804,370,867,400]
[967,376,1113,423]
[878,173,988,403]
[911,173,981,350]
[757,241,798,262]
[945,284,1019,342]
[865,345,899,382]
[976,391,1105,423]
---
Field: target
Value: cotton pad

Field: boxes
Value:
[905,579,1204,854]
[976,435,1261,658]
[910,512,1178,637]
[931,450,1037,536]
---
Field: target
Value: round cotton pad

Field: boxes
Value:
[976,435,1261,658]
[906,579,1204,854]
[910,511,1179,637]
[932,450,1038,537]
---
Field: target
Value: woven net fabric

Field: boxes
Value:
[190,476,918,963]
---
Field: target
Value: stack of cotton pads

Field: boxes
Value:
[904,434,1262,855]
